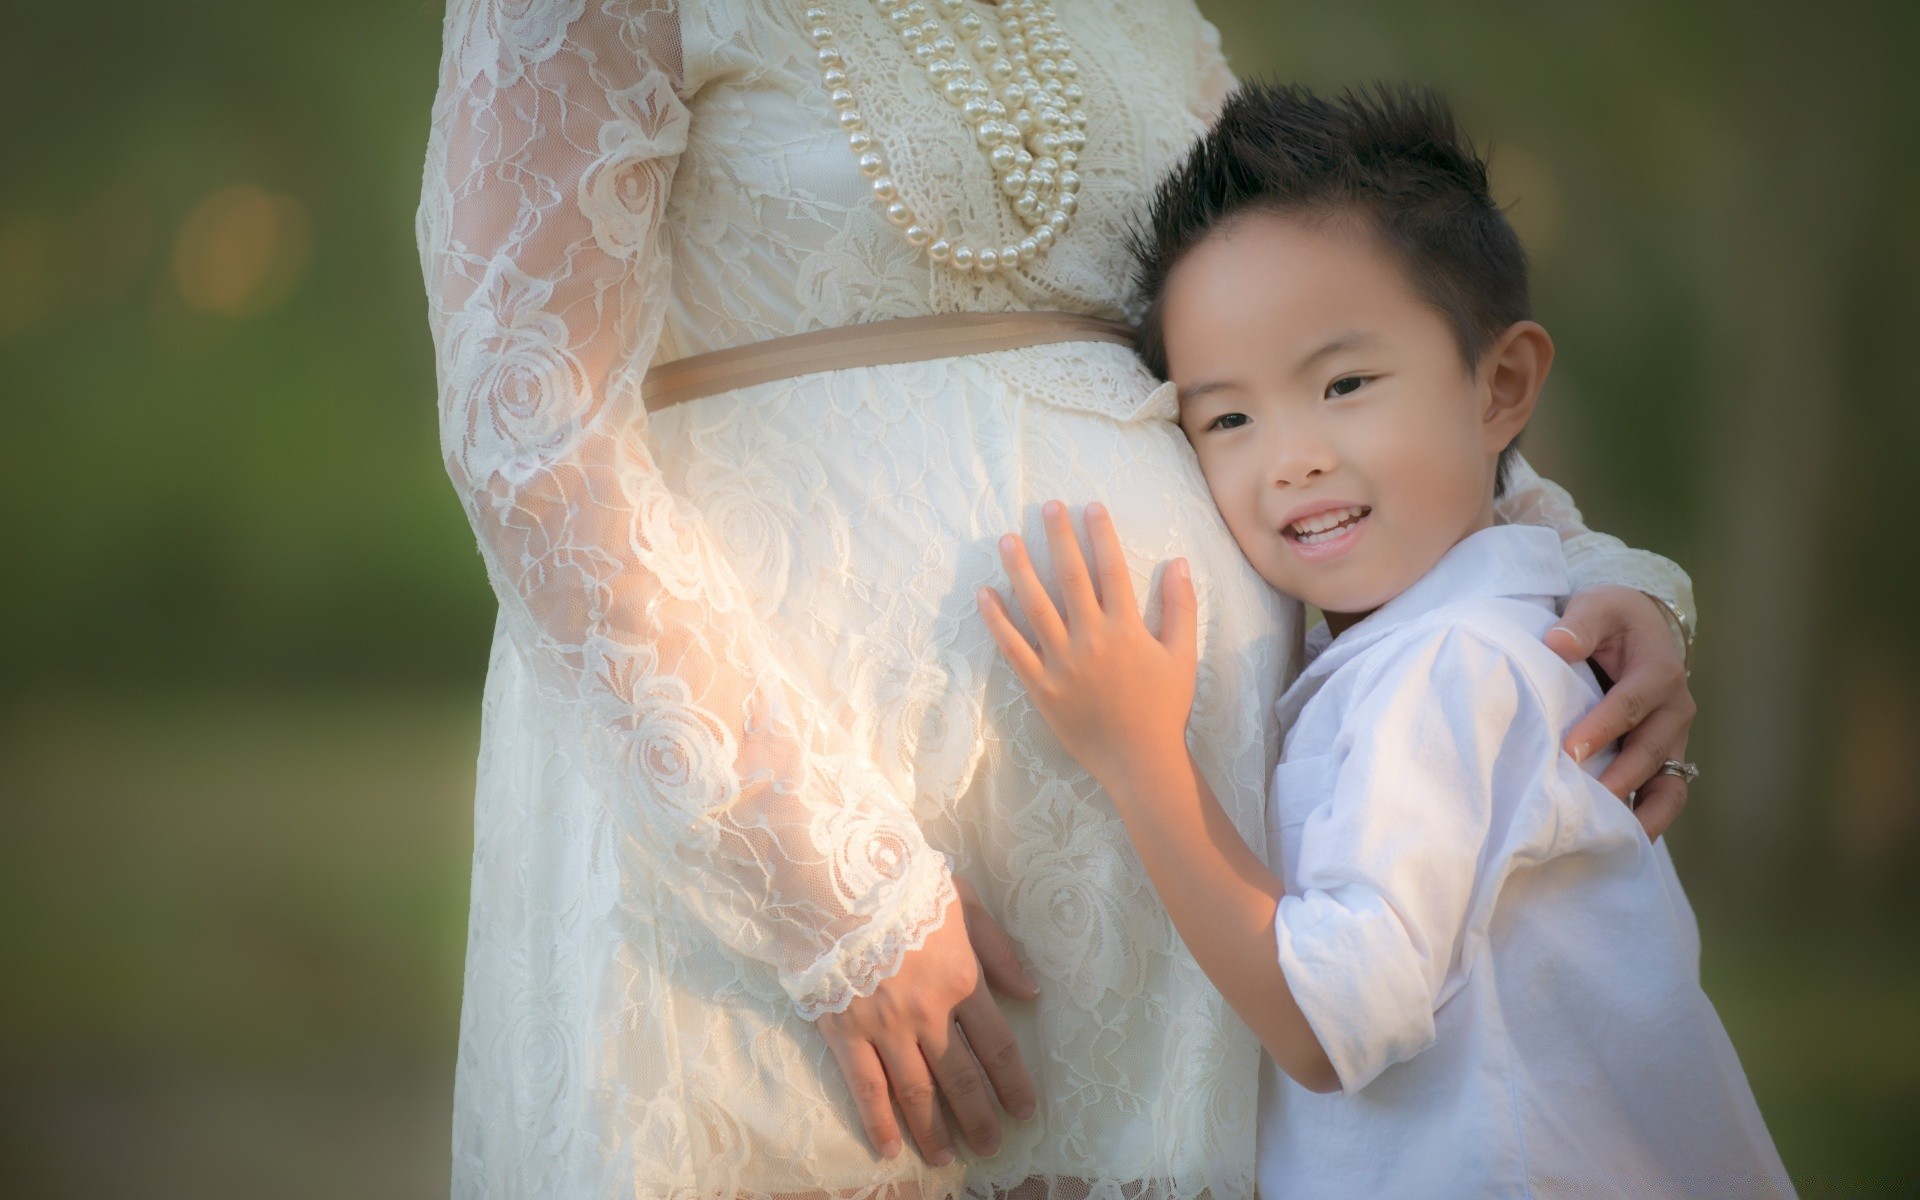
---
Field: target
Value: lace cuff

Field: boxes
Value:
[789,844,958,1019]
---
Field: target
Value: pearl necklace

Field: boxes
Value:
[807,0,1090,274]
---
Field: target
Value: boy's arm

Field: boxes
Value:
[1104,749,1341,1093]
[976,500,1338,1092]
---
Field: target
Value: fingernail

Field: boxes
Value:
[879,1139,901,1160]
[1088,501,1106,517]
[1043,499,1062,517]
[1174,558,1189,579]
[932,1149,955,1167]
[1000,534,1017,553]
[1549,624,1575,641]
[1569,741,1589,763]
[1014,1101,1037,1120]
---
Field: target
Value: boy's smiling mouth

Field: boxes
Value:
[1282,503,1372,545]
[1275,500,1375,565]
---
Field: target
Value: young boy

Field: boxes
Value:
[975,83,1790,1197]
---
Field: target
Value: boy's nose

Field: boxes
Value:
[1267,424,1338,488]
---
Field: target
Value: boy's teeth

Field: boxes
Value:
[1289,505,1368,539]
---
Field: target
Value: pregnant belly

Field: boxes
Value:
[644,343,1291,833]
[644,345,1291,1173]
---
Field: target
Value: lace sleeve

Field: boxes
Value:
[418,0,954,1019]
[1495,453,1698,634]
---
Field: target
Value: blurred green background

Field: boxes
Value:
[2,1,1916,1195]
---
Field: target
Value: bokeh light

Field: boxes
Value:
[0,216,57,336]
[171,185,311,317]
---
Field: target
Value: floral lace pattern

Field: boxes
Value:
[418,2,1694,1196]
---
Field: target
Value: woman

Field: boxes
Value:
[418,1,1698,1196]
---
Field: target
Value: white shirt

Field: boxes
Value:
[1255,525,1789,1199]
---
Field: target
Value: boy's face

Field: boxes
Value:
[1163,210,1535,628]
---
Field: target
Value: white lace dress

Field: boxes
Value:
[417,2,1696,1197]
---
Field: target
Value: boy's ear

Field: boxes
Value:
[1480,320,1554,455]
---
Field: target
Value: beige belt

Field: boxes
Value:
[641,310,1137,412]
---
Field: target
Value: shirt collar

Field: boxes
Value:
[1296,522,1571,686]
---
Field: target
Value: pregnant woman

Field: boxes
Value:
[417,1,1698,1196]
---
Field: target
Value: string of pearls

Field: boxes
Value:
[807,0,1090,274]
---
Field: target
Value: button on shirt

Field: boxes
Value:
[1256,525,1789,1199]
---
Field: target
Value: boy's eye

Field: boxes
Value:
[1205,412,1249,432]
[1326,375,1368,399]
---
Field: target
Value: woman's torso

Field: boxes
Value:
[458,3,1299,1195]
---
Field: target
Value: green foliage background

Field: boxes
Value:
[2,1,1915,1194]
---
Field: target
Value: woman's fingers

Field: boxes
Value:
[1553,586,1692,764]
[821,1028,902,1161]
[977,587,1045,684]
[1547,584,1644,667]
[1596,707,1694,800]
[1040,500,1101,627]
[922,1014,1002,1157]
[1631,772,1689,841]
[1548,585,1696,828]
[956,984,1037,1122]
[1543,614,1599,666]
[998,534,1069,655]
[1083,502,1138,615]
[960,884,1040,1001]
[1564,652,1689,768]
[879,1040,956,1167]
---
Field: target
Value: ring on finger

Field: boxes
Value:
[1655,759,1700,784]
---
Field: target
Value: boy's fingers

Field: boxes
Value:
[1040,500,1100,627]
[998,534,1068,654]
[976,587,1045,684]
[1158,559,1196,660]
[1084,502,1138,615]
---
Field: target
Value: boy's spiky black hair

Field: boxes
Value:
[1130,82,1532,492]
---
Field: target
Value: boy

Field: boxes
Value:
[975,83,1790,1196]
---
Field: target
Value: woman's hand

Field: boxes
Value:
[816,879,1038,1165]
[976,500,1197,784]
[1545,585,1696,840]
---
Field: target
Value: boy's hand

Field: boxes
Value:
[976,500,1198,783]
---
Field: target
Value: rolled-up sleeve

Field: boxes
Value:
[1274,625,1545,1092]
[1277,885,1437,1092]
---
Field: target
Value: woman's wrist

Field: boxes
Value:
[1640,590,1694,674]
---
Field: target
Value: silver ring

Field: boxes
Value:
[1656,759,1700,784]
